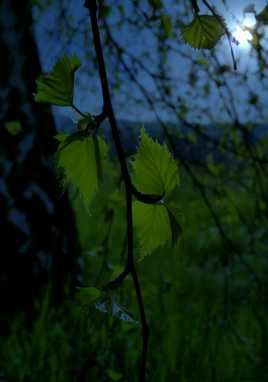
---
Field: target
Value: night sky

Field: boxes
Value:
[33,1,268,125]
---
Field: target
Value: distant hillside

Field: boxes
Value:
[56,115,268,164]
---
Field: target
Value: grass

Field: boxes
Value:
[1,152,268,381]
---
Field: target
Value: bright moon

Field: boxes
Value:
[233,27,253,45]
[233,14,255,46]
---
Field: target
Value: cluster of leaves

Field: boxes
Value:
[31,3,268,379]
[33,54,184,320]
[147,0,226,49]
[180,3,268,51]
[34,55,182,263]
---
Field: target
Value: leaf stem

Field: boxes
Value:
[94,110,107,126]
[71,103,87,117]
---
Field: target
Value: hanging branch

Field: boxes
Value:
[200,0,237,70]
[84,1,154,380]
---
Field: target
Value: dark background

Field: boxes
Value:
[1,1,268,381]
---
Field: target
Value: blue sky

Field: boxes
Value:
[33,0,268,125]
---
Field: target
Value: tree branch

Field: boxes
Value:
[201,0,237,70]
[71,103,87,117]
[84,1,149,380]
[191,0,200,14]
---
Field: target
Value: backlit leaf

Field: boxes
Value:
[133,200,181,259]
[132,129,181,258]
[133,202,171,258]
[132,128,179,196]
[76,287,102,305]
[181,15,225,49]
[35,55,81,106]
[56,132,108,206]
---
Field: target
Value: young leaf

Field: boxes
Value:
[133,200,182,259]
[133,202,171,258]
[160,13,173,39]
[5,121,22,136]
[76,287,102,305]
[132,129,181,258]
[56,132,108,206]
[34,54,81,106]
[106,369,123,381]
[181,15,225,49]
[132,128,179,196]
[78,114,96,131]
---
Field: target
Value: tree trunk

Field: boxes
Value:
[0,0,80,322]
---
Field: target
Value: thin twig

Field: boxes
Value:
[84,1,149,380]
[191,0,200,14]
[200,0,237,70]
[71,103,87,117]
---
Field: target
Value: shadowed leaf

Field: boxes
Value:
[35,55,81,106]
[5,121,22,136]
[76,287,102,305]
[56,132,108,206]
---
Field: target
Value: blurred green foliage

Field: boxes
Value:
[1,151,268,381]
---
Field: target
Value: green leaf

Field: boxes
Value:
[78,114,96,131]
[132,129,181,258]
[256,5,268,24]
[132,128,179,196]
[194,57,209,67]
[5,121,22,136]
[56,132,108,206]
[133,202,171,258]
[110,264,124,280]
[133,200,181,259]
[106,369,122,381]
[76,287,102,305]
[160,13,173,38]
[181,15,225,49]
[34,54,81,105]
[54,132,68,143]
